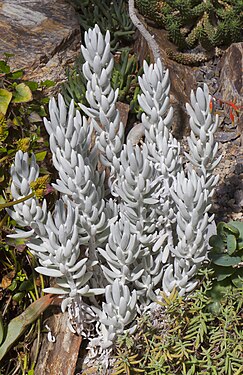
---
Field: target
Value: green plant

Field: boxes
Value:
[113,271,243,374]
[0,237,47,373]
[209,221,243,286]
[69,0,135,50]
[205,221,243,312]
[135,0,243,64]
[0,56,54,374]
[0,294,54,361]
[0,56,53,191]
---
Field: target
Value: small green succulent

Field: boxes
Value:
[113,272,243,374]
[209,221,243,286]
[69,0,135,50]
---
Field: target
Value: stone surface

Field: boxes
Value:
[0,0,81,87]
[34,310,82,375]
[216,42,243,146]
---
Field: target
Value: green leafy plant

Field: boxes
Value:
[0,57,53,190]
[0,237,48,374]
[113,271,243,374]
[206,221,243,312]
[0,56,54,374]
[112,50,144,117]
[69,0,135,50]
[209,221,243,286]
[0,294,54,361]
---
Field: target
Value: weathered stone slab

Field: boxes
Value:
[0,0,80,80]
[34,310,82,375]
[217,42,243,146]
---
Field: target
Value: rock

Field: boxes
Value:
[217,42,243,145]
[34,310,82,375]
[215,131,240,143]
[235,189,243,207]
[0,0,81,89]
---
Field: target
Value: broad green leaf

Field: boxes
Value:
[12,292,25,302]
[223,222,239,237]
[19,279,34,292]
[217,222,227,238]
[41,79,55,88]
[7,279,17,291]
[232,277,243,288]
[212,254,241,267]
[238,241,243,250]
[227,234,237,255]
[229,221,243,240]
[0,89,12,114]
[8,70,23,80]
[213,265,235,281]
[35,151,47,161]
[12,83,32,103]
[0,294,54,361]
[0,60,10,74]
[25,81,38,91]
[209,234,225,251]
[0,196,6,204]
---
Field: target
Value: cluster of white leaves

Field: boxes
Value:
[7,151,47,238]
[80,24,124,166]
[8,25,220,350]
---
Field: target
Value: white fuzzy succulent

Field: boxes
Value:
[7,150,47,238]
[186,83,221,192]
[8,25,220,350]
[80,24,124,166]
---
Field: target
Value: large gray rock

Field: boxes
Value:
[0,0,80,85]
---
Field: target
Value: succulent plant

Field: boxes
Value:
[62,49,143,117]
[209,221,243,287]
[69,0,135,50]
[7,25,221,350]
[135,0,243,64]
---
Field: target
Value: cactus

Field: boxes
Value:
[7,25,220,350]
[135,0,243,64]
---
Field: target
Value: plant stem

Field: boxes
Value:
[0,192,35,210]
[128,0,161,61]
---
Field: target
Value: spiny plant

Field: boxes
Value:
[68,0,135,50]
[135,0,243,64]
[113,271,243,375]
[6,25,221,353]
